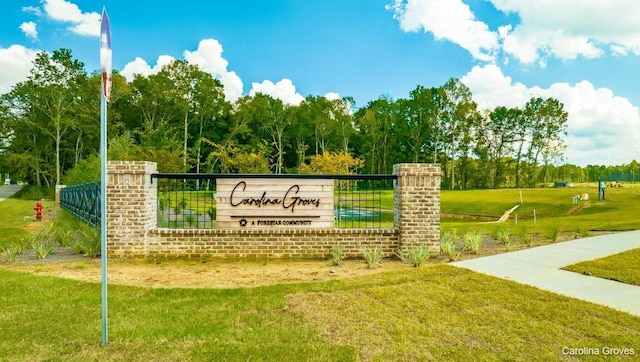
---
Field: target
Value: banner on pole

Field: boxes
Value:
[100,8,112,102]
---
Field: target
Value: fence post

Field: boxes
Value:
[55,185,66,206]
[107,161,157,257]
[393,163,441,254]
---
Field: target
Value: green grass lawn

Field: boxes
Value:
[441,185,640,242]
[1,265,639,361]
[0,199,55,245]
[563,248,640,287]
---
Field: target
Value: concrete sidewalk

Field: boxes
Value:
[452,230,640,317]
[0,185,22,202]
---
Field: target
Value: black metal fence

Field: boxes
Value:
[60,182,101,226]
[151,174,396,229]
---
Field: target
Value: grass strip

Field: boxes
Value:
[563,248,640,286]
[1,265,639,361]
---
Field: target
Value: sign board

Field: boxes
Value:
[216,178,334,228]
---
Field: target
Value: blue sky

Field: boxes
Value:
[1,0,639,166]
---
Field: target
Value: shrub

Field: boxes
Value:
[330,245,345,266]
[4,246,18,262]
[12,185,54,200]
[12,237,31,255]
[71,240,85,255]
[441,240,459,262]
[53,225,76,247]
[172,199,188,216]
[158,196,168,212]
[462,231,483,254]
[440,230,460,262]
[32,239,54,259]
[576,226,591,238]
[440,229,458,253]
[207,207,216,223]
[360,247,383,268]
[546,224,560,242]
[517,226,534,247]
[495,228,513,250]
[75,224,101,258]
[396,247,431,267]
[38,223,57,241]
[520,232,533,247]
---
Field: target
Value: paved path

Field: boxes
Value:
[452,230,640,317]
[0,185,22,201]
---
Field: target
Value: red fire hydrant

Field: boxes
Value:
[33,201,43,221]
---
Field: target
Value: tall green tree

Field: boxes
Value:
[524,97,568,187]
[354,96,397,173]
[485,106,521,188]
[397,85,443,163]
[156,60,228,171]
[440,78,477,189]
[6,49,87,185]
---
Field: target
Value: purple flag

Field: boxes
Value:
[100,8,112,102]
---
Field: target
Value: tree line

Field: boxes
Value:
[0,48,637,189]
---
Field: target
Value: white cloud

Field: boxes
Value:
[121,39,244,102]
[0,45,39,94]
[249,79,304,106]
[183,39,243,102]
[19,22,38,40]
[120,56,175,80]
[490,0,640,63]
[461,64,640,166]
[42,0,101,37]
[22,6,42,16]
[390,0,640,65]
[324,92,341,101]
[388,0,499,62]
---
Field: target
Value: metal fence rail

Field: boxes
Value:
[151,173,397,229]
[60,182,101,226]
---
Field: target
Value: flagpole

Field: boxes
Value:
[100,7,111,347]
[100,81,108,346]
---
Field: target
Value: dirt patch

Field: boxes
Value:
[0,231,611,289]
[1,248,411,288]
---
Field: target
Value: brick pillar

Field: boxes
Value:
[107,161,157,257]
[55,185,66,206]
[393,163,441,253]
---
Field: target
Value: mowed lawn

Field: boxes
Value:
[441,184,640,238]
[564,248,640,287]
[1,265,640,361]
[0,198,56,244]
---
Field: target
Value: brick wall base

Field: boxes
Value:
[108,228,399,259]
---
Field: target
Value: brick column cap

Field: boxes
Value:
[393,163,441,176]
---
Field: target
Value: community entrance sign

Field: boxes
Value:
[216,178,334,228]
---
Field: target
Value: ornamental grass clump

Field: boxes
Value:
[74,224,101,258]
[3,245,18,262]
[53,223,76,247]
[440,230,460,261]
[495,228,513,251]
[520,232,533,247]
[396,247,431,267]
[546,224,560,242]
[360,247,383,268]
[440,239,459,262]
[32,239,54,259]
[12,236,31,255]
[330,245,345,266]
[462,230,483,255]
